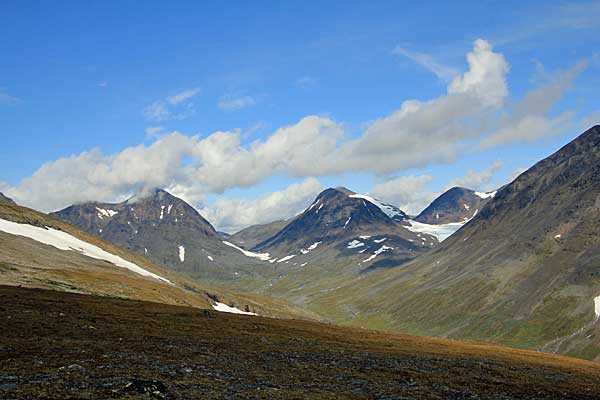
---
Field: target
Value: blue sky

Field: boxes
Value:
[1,1,599,232]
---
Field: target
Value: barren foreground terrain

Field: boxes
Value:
[2,285,600,399]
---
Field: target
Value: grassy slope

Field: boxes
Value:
[2,285,600,399]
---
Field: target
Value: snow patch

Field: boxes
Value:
[349,194,404,220]
[167,204,173,214]
[96,207,118,218]
[475,191,497,199]
[212,302,257,316]
[0,218,171,284]
[207,255,213,261]
[178,245,185,262]
[363,245,393,262]
[406,220,464,242]
[307,241,321,250]
[160,206,166,220]
[359,235,371,239]
[554,234,562,239]
[463,203,470,210]
[347,240,365,249]
[344,216,351,228]
[373,238,387,243]
[222,241,271,261]
[595,296,600,318]
[277,255,296,263]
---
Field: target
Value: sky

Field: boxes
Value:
[1,1,599,233]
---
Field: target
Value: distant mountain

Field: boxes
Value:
[317,125,600,360]
[229,219,290,249]
[0,192,16,205]
[51,189,278,290]
[415,187,494,224]
[0,200,312,319]
[223,187,438,308]
[253,187,434,269]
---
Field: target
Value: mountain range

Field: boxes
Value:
[4,125,600,362]
[0,199,315,319]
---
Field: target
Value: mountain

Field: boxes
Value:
[253,186,434,269]
[312,125,600,360]
[0,192,16,205]
[51,189,280,290]
[0,200,313,319]
[415,186,494,224]
[221,187,437,308]
[228,219,290,249]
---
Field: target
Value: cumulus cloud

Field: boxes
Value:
[369,175,436,215]
[331,39,509,176]
[479,61,587,149]
[4,39,589,213]
[217,94,256,111]
[447,160,503,191]
[4,117,340,211]
[143,88,200,122]
[199,178,323,233]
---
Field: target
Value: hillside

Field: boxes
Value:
[2,285,600,399]
[0,201,315,320]
[0,192,16,205]
[309,125,600,359]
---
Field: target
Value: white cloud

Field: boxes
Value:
[331,39,509,176]
[0,89,19,105]
[218,94,256,111]
[447,160,503,191]
[4,117,340,212]
[145,126,164,139]
[143,88,200,122]
[369,175,436,215]
[4,39,591,214]
[97,81,108,88]
[479,61,587,149]
[393,46,459,82]
[199,178,323,233]
[296,76,319,89]
[167,88,200,105]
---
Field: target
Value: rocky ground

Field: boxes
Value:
[2,285,600,399]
